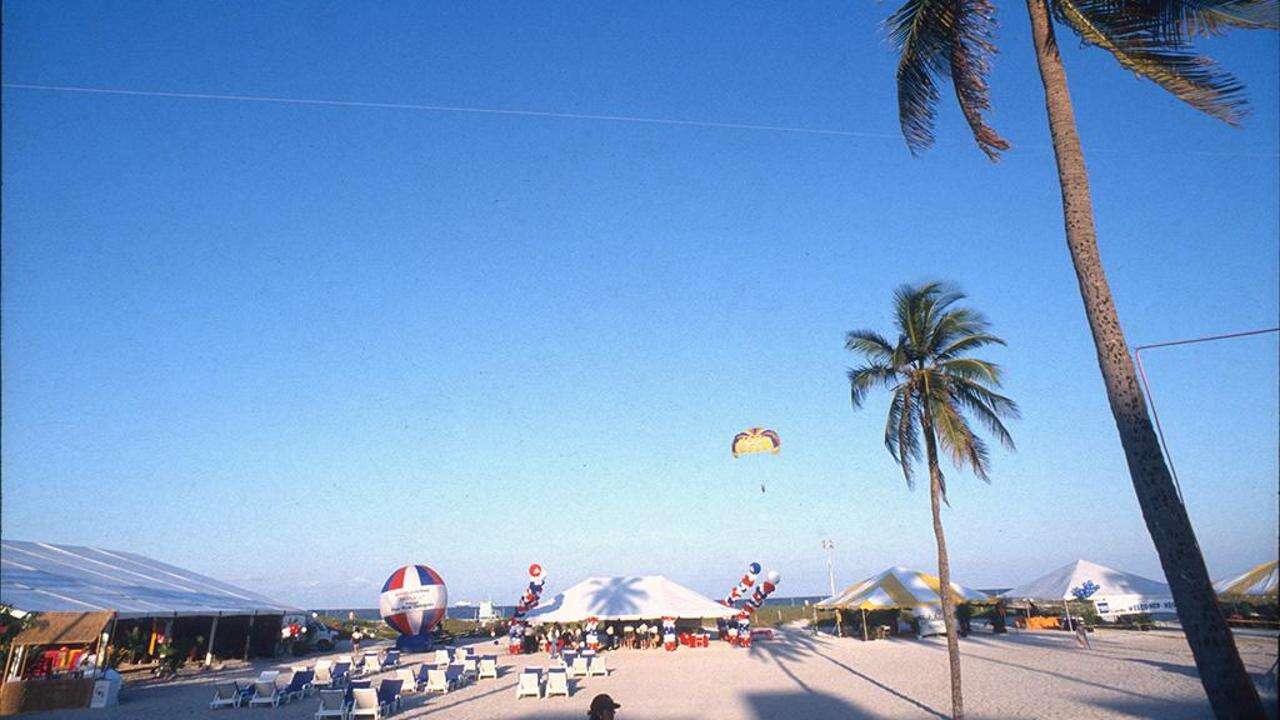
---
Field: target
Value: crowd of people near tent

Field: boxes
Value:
[508,619,708,654]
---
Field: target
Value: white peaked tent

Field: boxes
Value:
[1214,561,1278,597]
[1003,559,1175,618]
[523,576,738,623]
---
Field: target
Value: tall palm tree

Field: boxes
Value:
[846,281,1018,720]
[880,0,1274,714]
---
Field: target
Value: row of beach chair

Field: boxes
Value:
[209,669,316,709]
[515,656,608,700]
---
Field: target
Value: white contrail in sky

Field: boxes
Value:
[2,82,901,140]
[5,82,1276,158]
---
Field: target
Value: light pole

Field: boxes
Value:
[820,539,836,597]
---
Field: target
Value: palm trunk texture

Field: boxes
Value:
[1023,0,1264,715]
[923,413,965,719]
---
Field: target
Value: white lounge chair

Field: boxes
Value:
[313,663,336,689]
[433,649,451,665]
[209,682,247,709]
[460,657,478,683]
[588,654,608,677]
[425,666,451,694]
[478,655,498,680]
[248,680,285,707]
[314,689,348,719]
[363,653,383,674]
[396,667,419,693]
[568,655,590,679]
[516,669,541,699]
[545,668,570,698]
[349,687,382,719]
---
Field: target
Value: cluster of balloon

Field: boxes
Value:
[506,564,547,654]
[732,428,780,493]
[662,617,678,651]
[378,564,448,652]
[745,570,782,612]
[735,611,752,647]
[585,616,600,650]
[721,562,762,606]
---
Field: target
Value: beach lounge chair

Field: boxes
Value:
[376,678,403,713]
[460,657,478,683]
[249,680,285,707]
[313,662,337,689]
[284,670,315,701]
[348,687,382,719]
[332,662,352,686]
[545,667,570,698]
[588,654,608,677]
[363,653,383,674]
[568,655,590,679]
[561,650,577,669]
[395,667,419,693]
[314,689,348,719]
[412,664,430,689]
[425,666,451,694]
[515,668,541,699]
[433,649,451,665]
[209,681,249,709]
[382,650,400,668]
[478,655,498,680]
[446,662,468,688]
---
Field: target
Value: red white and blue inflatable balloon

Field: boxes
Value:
[379,565,447,651]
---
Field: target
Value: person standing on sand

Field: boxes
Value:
[351,627,364,657]
[588,693,621,720]
[1073,619,1091,649]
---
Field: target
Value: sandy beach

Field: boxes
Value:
[19,627,1277,719]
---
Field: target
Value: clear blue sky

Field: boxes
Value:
[3,1,1276,609]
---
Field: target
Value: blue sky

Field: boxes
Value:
[2,1,1276,609]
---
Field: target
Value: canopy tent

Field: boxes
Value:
[1003,559,1175,618]
[816,566,988,610]
[523,576,738,623]
[1214,560,1278,598]
[0,540,296,618]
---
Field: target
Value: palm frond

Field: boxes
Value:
[896,383,921,489]
[845,330,898,363]
[1182,0,1280,34]
[936,332,1006,359]
[888,0,952,155]
[949,0,1012,159]
[949,378,1019,451]
[931,398,993,484]
[1052,0,1249,123]
[938,357,1005,384]
[849,363,902,409]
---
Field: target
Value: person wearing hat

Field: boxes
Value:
[588,693,621,720]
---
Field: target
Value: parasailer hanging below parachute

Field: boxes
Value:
[732,427,780,493]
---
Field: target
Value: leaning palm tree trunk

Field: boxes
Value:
[922,411,964,719]
[1023,0,1264,714]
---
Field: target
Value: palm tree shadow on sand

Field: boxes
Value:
[749,629,947,719]
[584,576,649,617]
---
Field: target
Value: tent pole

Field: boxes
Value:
[244,614,256,661]
[97,614,118,674]
[205,616,220,667]
[861,608,868,641]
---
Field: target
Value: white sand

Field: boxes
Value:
[22,628,1277,719]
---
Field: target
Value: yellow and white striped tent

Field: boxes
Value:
[1214,561,1278,598]
[816,566,989,609]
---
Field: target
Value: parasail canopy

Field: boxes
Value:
[1214,560,1278,598]
[731,428,780,458]
[816,566,988,610]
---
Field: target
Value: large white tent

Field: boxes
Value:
[1003,559,1175,618]
[0,539,295,617]
[524,575,738,623]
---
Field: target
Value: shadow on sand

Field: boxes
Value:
[747,628,948,719]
